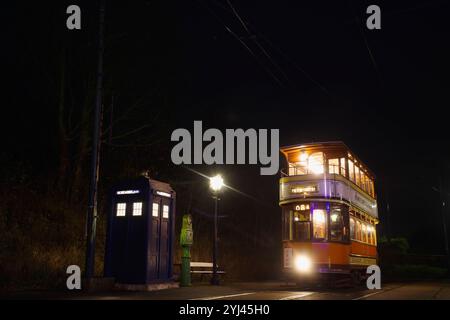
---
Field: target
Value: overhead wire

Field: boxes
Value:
[194,0,285,87]
[209,0,330,94]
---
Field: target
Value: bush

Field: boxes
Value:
[0,181,106,291]
[379,237,409,255]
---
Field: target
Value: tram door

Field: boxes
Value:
[149,196,171,280]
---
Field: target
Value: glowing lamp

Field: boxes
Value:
[209,174,224,192]
[294,255,312,273]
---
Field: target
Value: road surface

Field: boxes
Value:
[4,280,450,300]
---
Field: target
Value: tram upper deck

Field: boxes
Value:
[279,141,378,220]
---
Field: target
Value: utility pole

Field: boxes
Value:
[85,0,105,280]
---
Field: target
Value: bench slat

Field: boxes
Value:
[190,262,214,268]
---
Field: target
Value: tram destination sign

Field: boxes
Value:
[290,184,318,194]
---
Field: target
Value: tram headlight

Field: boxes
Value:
[294,255,312,273]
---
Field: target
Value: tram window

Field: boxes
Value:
[369,225,377,245]
[289,162,307,176]
[328,158,339,174]
[350,218,355,240]
[367,226,372,244]
[116,203,126,217]
[308,152,324,174]
[292,210,311,240]
[361,173,367,192]
[340,158,347,177]
[362,224,367,243]
[355,166,361,187]
[294,221,311,241]
[372,226,377,245]
[370,180,375,197]
[330,209,343,241]
[348,160,355,183]
[313,209,327,239]
[288,163,296,176]
[356,221,362,241]
[289,152,325,176]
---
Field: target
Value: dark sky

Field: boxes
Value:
[3,0,450,254]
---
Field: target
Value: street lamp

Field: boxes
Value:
[209,174,224,285]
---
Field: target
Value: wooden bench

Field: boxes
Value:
[190,262,226,281]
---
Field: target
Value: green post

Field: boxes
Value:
[180,214,193,287]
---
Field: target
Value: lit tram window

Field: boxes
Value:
[362,224,367,243]
[369,225,377,245]
[348,160,355,183]
[355,166,361,187]
[116,203,126,217]
[288,163,295,176]
[330,209,344,241]
[292,210,311,240]
[328,158,339,174]
[370,180,375,197]
[340,157,347,177]
[362,173,368,192]
[152,202,159,217]
[308,152,324,174]
[350,218,356,239]
[356,220,362,241]
[288,152,325,176]
[313,209,327,239]
[132,202,143,216]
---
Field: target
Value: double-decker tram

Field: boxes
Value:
[279,141,378,285]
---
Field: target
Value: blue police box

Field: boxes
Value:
[104,176,176,284]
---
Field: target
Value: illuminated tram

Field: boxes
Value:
[279,141,378,285]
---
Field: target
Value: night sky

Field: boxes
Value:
[3,0,450,255]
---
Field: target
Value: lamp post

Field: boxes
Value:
[209,174,224,285]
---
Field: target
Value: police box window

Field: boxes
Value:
[133,202,143,216]
[116,203,126,217]
[163,205,169,219]
[152,202,159,217]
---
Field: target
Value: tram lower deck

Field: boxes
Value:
[281,200,378,282]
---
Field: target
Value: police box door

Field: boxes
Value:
[149,195,171,280]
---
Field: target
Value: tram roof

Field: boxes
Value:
[280,141,376,179]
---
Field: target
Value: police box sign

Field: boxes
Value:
[116,190,140,195]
